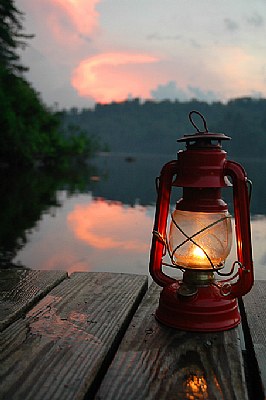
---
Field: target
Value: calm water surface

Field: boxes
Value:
[6,154,266,280]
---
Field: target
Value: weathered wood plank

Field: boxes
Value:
[0,272,148,400]
[241,280,266,397]
[96,283,248,400]
[0,268,67,332]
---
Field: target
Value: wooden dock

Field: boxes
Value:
[0,268,265,399]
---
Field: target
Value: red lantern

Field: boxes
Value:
[149,111,254,331]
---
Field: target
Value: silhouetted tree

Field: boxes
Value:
[0,1,98,166]
[0,0,33,74]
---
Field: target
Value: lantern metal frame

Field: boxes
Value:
[149,111,254,332]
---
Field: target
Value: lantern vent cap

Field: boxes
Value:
[177,110,231,146]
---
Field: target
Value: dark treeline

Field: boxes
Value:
[60,97,266,158]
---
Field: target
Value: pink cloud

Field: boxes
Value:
[52,0,100,35]
[27,0,101,49]
[71,52,159,102]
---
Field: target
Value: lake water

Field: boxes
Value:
[2,153,266,280]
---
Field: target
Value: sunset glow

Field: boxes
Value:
[71,52,159,102]
[19,0,266,108]
[67,199,151,252]
[211,47,261,96]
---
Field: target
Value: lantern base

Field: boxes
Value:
[155,282,240,332]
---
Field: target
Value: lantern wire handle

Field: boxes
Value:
[216,261,242,277]
[170,214,231,270]
[171,215,229,255]
[247,179,252,204]
[153,209,241,275]
[172,224,215,269]
[155,176,160,193]
[189,110,208,133]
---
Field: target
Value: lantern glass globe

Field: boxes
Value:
[169,210,232,270]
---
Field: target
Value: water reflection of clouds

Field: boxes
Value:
[14,195,154,275]
[68,199,151,252]
[14,194,266,279]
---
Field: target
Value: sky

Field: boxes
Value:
[17,0,266,109]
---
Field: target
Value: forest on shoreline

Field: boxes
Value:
[60,97,266,159]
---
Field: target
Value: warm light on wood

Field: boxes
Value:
[185,374,208,399]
